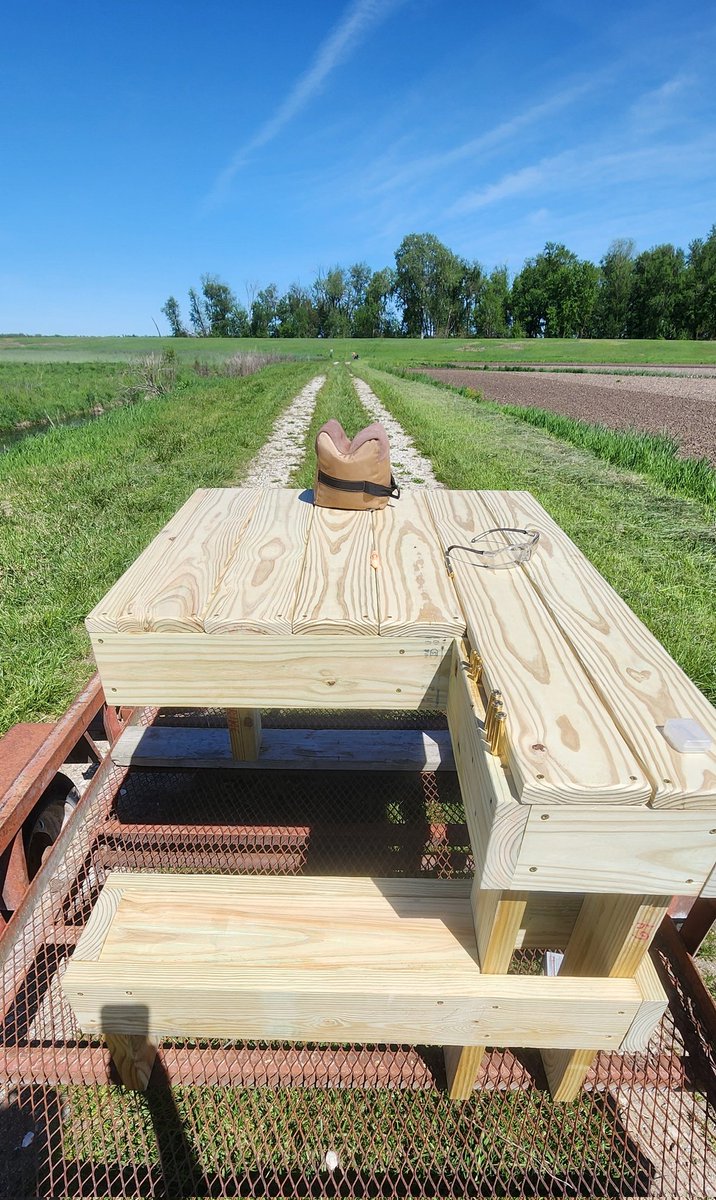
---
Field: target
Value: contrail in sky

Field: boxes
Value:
[206,0,405,206]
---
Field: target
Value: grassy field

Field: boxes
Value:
[0,361,134,435]
[353,366,716,704]
[2,333,716,366]
[0,361,319,733]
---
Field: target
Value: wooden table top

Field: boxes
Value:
[87,487,716,810]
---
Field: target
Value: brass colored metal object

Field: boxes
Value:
[492,712,508,763]
[485,690,504,745]
[467,650,483,684]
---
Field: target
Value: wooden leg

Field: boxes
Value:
[226,708,262,760]
[444,887,528,1099]
[105,1033,157,1090]
[542,893,670,1101]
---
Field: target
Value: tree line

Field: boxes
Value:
[161,225,716,341]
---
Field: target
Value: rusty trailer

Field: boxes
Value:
[0,699,715,1198]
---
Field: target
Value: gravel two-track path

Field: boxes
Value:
[421,368,716,466]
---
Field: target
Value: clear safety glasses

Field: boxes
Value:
[444,527,540,576]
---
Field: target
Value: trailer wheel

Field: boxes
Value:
[24,775,78,879]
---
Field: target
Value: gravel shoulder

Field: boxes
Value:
[421,368,716,465]
[352,375,441,487]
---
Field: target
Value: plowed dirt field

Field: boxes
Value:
[421,368,716,465]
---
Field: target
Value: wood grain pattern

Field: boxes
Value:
[104,1033,156,1091]
[292,507,378,635]
[513,804,716,895]
[226,708,262,759]
[542,892,670,1101]
[63,874,641,1050]
[618,956,668,1052]
[445,888,528,1099]
[480,490,716,808]
[90,632,452,710]
[447,643,527,891]
[428,490,650,806]
[373,493,465,637]
[87,489,261,634]
[111,725,456,771]
[701,863,716,899]
[203,490,313,635]
[69,884,122,961]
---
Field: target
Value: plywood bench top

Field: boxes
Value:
[62,872,647,1050]
[86,487,716,808]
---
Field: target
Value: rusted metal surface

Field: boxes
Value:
[0,705,715,1198]
[679,897,716,956]
[0,675,105,860]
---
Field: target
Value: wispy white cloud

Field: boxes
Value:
[628,74,692,133]
[447,133,716,217]
[206,0,405,206]
[360,76,604,198]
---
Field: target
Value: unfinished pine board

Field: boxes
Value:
[542,892,670,1101]
[445,889,528,1100]
[90,634,451,709]
[373,492,465,637]
[619,957,668,1052]
[112,725,456,771]
[480,490,716,808]
[447,643,528,890]
[87,489,261,634]
[292,506,378,635]
[203,490,313,635]
[512,804,716,895]
[63,873,643,1052]
[226,708,261,759]
[701,864,716,899]
[428,490,649,806]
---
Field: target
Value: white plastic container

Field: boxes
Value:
[662,718,713,754]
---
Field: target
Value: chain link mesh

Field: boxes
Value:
[1,708,715,1198]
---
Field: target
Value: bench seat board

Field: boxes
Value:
[63,874,645,1050]
[427,490,650,807]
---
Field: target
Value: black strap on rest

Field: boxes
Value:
[317,469,401,500]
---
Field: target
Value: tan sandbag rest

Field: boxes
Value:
[314,419,400,510]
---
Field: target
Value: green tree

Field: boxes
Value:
[275,284,318,338]
[313,267,351,337]
[353,268,395,337]
[595,239,635,338]
[458,261,485,336]
[200,274,238,337]
[628,245,689,338]
[188,287,210,336]
[512,243,598,337]
[161,295,188,337]
[394,233,464,337]
[688,226,716,339]
[250,284,280,337]
[474,266,511,337]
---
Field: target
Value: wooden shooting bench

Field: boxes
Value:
[63,487,716,1100]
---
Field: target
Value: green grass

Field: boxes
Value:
[696,929,716,1001]
[61,1082,644,1194]
[392,366,716,508]
[2,333,716,366]
[291,363,371,489]
[354,366,716,704]
[0,361,133,434]
[0,360,320,733]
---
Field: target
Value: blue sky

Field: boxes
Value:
[1,0,714,334]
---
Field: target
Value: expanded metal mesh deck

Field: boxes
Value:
[1,709,715,1199]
